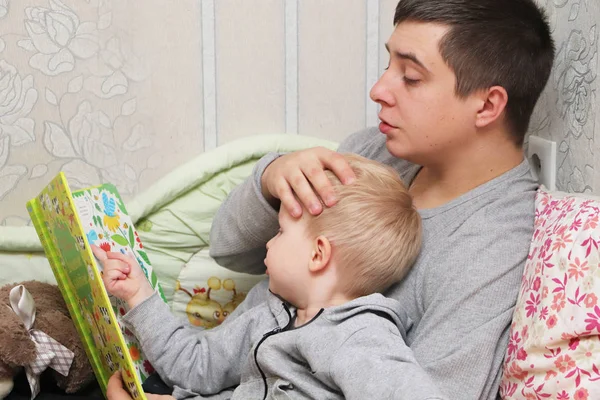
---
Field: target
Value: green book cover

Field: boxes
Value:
[27,172,166,400]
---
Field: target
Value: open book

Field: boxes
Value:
[27,172,166,400]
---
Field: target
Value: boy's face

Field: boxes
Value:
[371,21,482,165]
[264,208,314,304]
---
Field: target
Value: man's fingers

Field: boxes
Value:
[323,152,356,186]
[262,148,354,217]
[91,244,108,261]
[287,170,323,215]
[302,165,337,208]
[276,181,303,218]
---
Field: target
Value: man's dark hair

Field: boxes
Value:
[394,0,555,145]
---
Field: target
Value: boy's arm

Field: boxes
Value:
[92,246,154,309]
[122,293,270,395]
[329,325,447,400]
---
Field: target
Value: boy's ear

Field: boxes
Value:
[309,235,331,273]
[474,85,508,129]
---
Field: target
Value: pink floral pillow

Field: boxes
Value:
[500,188,600,399]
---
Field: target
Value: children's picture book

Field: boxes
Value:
[27,172,167,400]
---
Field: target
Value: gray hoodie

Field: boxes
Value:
[124,279,447,400]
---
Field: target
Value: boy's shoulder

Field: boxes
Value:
[307,294,409,344]
[293,297,410,371]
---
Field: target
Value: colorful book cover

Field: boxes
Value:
[27,172,166,400]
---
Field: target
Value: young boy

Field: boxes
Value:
[93,154,446,400]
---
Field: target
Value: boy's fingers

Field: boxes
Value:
[106,251,138,268]
[91,244,108,261]
[101,258,130,274]
[104,267,127,282]
[106,371,132,399]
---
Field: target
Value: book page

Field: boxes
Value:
[72,184,165,386]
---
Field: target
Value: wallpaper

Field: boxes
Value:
[0,0,205,225]
[533,0,598,192]
[1,0,597,225]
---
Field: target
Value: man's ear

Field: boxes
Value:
[309,235,332,273]
[475,86,508,129]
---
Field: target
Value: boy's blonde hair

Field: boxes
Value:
[307,154,422,297]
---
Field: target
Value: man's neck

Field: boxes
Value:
[409,135,524,210]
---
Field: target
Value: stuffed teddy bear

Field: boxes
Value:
[0,281,95,399]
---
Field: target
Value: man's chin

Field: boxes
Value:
[385,139,417,161]
[385,139,404,157]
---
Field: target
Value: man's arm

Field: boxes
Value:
[208,153,281,274]
[122,293,272,395]
[209,128,374,274]
[329,324,447,400]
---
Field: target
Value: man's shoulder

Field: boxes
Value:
[467,163,538,225]
[338,127,417,180]
[338,127,391,162]
[432,159,539,224]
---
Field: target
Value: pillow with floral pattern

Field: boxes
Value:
[500,187,600,399]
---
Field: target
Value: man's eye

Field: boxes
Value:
[404,77,420,85]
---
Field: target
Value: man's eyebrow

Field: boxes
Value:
[385,43,429,73]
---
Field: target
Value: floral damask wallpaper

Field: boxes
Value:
[0,0,204,225]
[532,0,598,192]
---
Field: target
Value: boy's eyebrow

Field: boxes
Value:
[385,43,429,73]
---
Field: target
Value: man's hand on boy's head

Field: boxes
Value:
[261,147,356,218]
[91,245,155,309]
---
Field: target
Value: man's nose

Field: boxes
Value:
[370,73,394,107]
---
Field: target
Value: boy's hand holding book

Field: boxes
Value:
[91,245,155,309]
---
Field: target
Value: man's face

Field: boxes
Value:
[370,21,480,165]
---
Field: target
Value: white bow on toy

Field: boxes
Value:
[8,285,75,399]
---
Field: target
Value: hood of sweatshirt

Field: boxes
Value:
[267,291,412,340]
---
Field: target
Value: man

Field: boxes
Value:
[208,0,555,399]
[107,0,554,398]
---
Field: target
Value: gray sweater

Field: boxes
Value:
[209,127,539,400]
[124,283,446,400]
